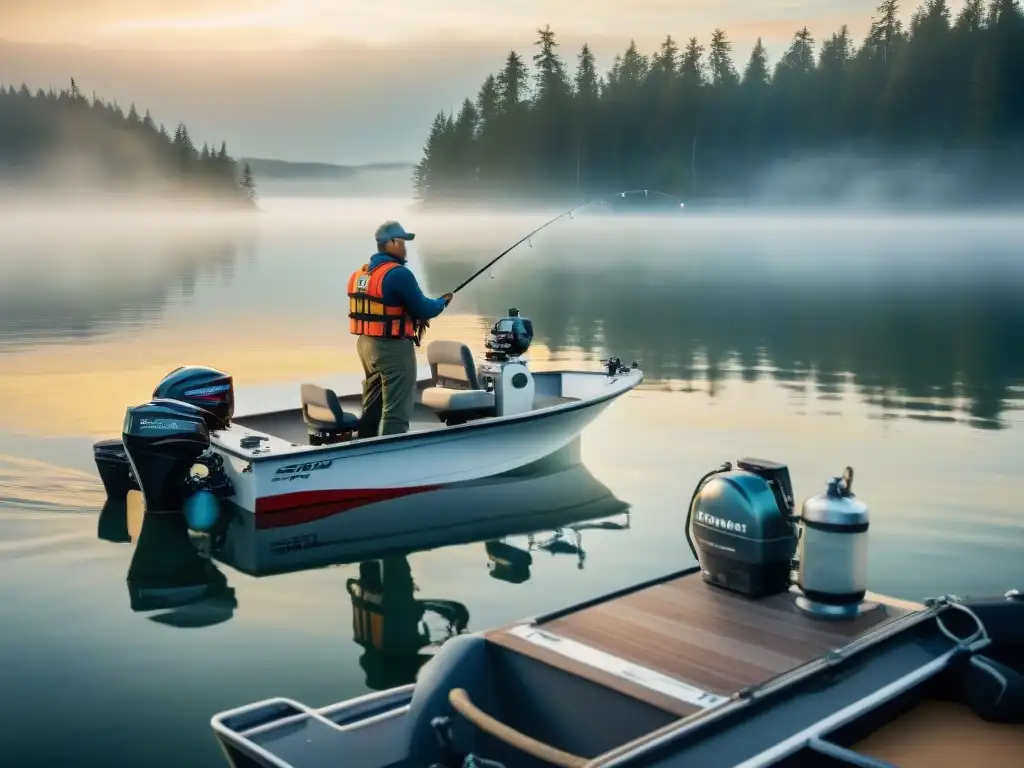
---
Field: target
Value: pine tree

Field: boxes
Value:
[496,50,529,113]
[743,39,771,87]
[240,161,257,200]
[708,30,739,87]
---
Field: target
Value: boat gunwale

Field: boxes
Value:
[211,368,643,463]
[210,685,417,768]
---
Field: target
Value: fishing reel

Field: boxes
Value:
[414,319,429,347]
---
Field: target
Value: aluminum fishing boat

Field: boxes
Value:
[91,308,641,540]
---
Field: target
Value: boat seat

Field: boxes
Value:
[300,383,360,431]
[420,340,495,423]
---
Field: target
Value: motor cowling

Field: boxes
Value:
[122,399,212,514]
[484,308,533,362]
[153,366,234,431]
[794,467,870,617]
[686,458,798,599]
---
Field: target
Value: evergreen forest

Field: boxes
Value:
[0,79,257,206]
[413,0,1024,205]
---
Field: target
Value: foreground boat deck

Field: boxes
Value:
[486,570,921,718]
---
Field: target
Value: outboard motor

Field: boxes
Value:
[122,399,214,514]
[686,458,798,598]
[483,308,533,363]
[92,365,234,501]
[686,459,874,619]
[479,309,536,417]
[152,365,234,431]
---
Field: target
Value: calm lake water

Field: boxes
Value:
[1,198,1022,766]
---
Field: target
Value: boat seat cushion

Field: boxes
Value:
[300,383,360,430]
[422,340,494,414]
[421,387,495,412]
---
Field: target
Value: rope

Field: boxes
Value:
[925,594,992,651]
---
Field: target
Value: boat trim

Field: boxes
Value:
[506,624,729,710]
[212,369,641,462]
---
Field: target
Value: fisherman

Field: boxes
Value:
[347,221,453,437]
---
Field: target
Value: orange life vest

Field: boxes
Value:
[347,261,418,339]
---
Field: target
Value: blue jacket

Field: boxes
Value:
[367,252,447,321]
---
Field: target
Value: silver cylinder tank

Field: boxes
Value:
[795,470,870,619]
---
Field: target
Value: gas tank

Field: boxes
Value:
[796,467,870,612]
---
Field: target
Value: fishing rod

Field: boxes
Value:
[415,189,676,345]
[415,197,603,346]
[448,188,683,295]
[448,198,599,295]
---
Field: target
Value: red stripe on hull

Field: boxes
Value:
[254,486,442,530]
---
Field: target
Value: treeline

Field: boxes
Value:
[413,0,1024,204]
[0,79,256,205]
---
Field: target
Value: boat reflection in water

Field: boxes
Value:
[348,506,632,689]
[99,440,631,688]
[347,557,471,691]
[107,493,238,627]
[212,438,629,578]
[486,513,631,584]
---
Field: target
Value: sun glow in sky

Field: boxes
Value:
[1,0,968,162]
[3,0,912,49]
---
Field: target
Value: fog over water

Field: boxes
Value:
[1,194,1022,767]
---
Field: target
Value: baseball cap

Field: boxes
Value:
[375,221,416,243]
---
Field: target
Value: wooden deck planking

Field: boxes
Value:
[488,574,916,713]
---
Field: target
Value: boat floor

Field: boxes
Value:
[234,392,578,445]
[853,698,1024,768]
[486,571,919,718]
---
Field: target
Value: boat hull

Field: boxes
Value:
[210,369,640,519]
[213,440,630,576]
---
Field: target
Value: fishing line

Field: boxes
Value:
[448,189,683,295]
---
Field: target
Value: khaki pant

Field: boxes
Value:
[356,335,418,437]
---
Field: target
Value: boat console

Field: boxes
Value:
[477,308,536,418]
[421,309,537,424]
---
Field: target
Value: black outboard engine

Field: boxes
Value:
[152,365,234,431]
[93,365,234,501]
[122,399,214,514]
[484,308,533,362]
[685,458,799,598]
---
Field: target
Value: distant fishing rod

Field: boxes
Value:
[448,200,594,295]
[448,189,682,295]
